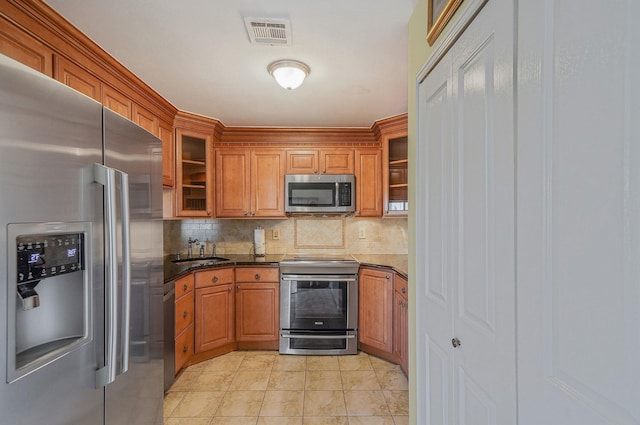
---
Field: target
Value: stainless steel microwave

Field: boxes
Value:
[285,174,355,214]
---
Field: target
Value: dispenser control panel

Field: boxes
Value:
[16,232,84,284]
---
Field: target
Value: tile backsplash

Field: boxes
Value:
[163,217,408,257]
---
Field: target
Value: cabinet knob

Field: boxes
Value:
[228,287,233,292]
[244,211,249,216]
[207,211,211,216]
[401,287,406,294]
[212,276,219,283]
[254,273,260,280]
[182,346,188,353]
[183,311,188,318]
[386,274,391,279]
[252,211,256,216]
[322,169,326,174]
[183,284,188,291]
[313,169,318,174]
[452,337,461,348]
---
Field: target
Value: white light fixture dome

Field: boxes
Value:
[268,59,310,90]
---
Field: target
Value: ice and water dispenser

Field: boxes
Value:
[7,223,91,382]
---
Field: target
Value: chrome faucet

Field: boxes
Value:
[187,238,199,259]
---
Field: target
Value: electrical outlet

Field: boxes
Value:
[359,227,366,239]
[272,228,280,240]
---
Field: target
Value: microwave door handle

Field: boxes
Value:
[93,163,118,388]
[114,168,131,376]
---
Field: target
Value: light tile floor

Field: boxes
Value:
[164,350,409,425]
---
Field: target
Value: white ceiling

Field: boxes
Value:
[43,0,414,128]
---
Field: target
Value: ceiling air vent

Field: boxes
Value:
[244,17,292,46]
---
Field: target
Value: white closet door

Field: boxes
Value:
[416,0,516,423]
[517,1,640,424]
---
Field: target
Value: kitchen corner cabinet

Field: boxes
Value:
[383,133,408,216]
[215,149,285,218]
[174,274,194,375]
[235,267,280,344]
[286,149,354,174]
[355,149,383,217]
[393,274,408,374]
[194,268,235,352]
[176,128,213,217]
[358,267,394,354]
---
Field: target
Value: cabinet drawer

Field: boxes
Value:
[175,324,193,373]
[195,267,234,288]
[235,267,279,282]
[175,293,194,336]
[394,274,408,298]
[175,274,194,299]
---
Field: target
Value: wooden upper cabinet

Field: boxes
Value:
[103,84,132,119]
[355,149,383,217]
[320,149,354,174]
[159,121,175,188]
[53,55,102,101]
[251,150,285,217]
[176,128,213,217]
[0,20,53,76]
[286,149,354,174]
[133,102,158,135]
[215,149,250,217]
[216,149,285,218]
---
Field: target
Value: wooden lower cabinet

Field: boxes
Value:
[393,275,408,374]
[195,283,234,352]
[358,267,394,354]
[174,274,194,374]
[235,267,280,346]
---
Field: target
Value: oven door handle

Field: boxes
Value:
[280,332,357,340]
[281,274,357,282]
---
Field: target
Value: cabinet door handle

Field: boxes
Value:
[183,284,188,291]
[229,287,233,292]
[322,169,326,174]
[401,287,406,294]
[386,275,391,279]
[207,211,211,216]
[183,311,188,318]
[182,346,188,353]
[243,211,248,216]
[452,337,461,348]
[254,273,260,280]
[212,276,219,283]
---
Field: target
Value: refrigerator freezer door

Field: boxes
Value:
[103,109,164,425]
[0,55,105,424]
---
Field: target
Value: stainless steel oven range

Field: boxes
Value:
[279,255,359,355]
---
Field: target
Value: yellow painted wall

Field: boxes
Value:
[406,0,472,422]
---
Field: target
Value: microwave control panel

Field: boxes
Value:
[16,232,84,284]
[337,182,352,206]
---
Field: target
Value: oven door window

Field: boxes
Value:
[289,183,336,207]
[290,280,347,329]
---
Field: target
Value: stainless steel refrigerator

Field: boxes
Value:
[0,54,164,424]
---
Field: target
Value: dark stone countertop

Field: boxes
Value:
[164,253,407,283]
[351,254,408,279]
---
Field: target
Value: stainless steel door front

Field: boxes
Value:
[103,109,163,425]
[0,54,104,424]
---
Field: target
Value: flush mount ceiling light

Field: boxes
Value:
[268,60,310,90]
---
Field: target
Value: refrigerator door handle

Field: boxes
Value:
[94,163,118,387]
[114,167,131,376]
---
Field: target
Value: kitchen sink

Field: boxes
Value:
[171,256,230,265]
